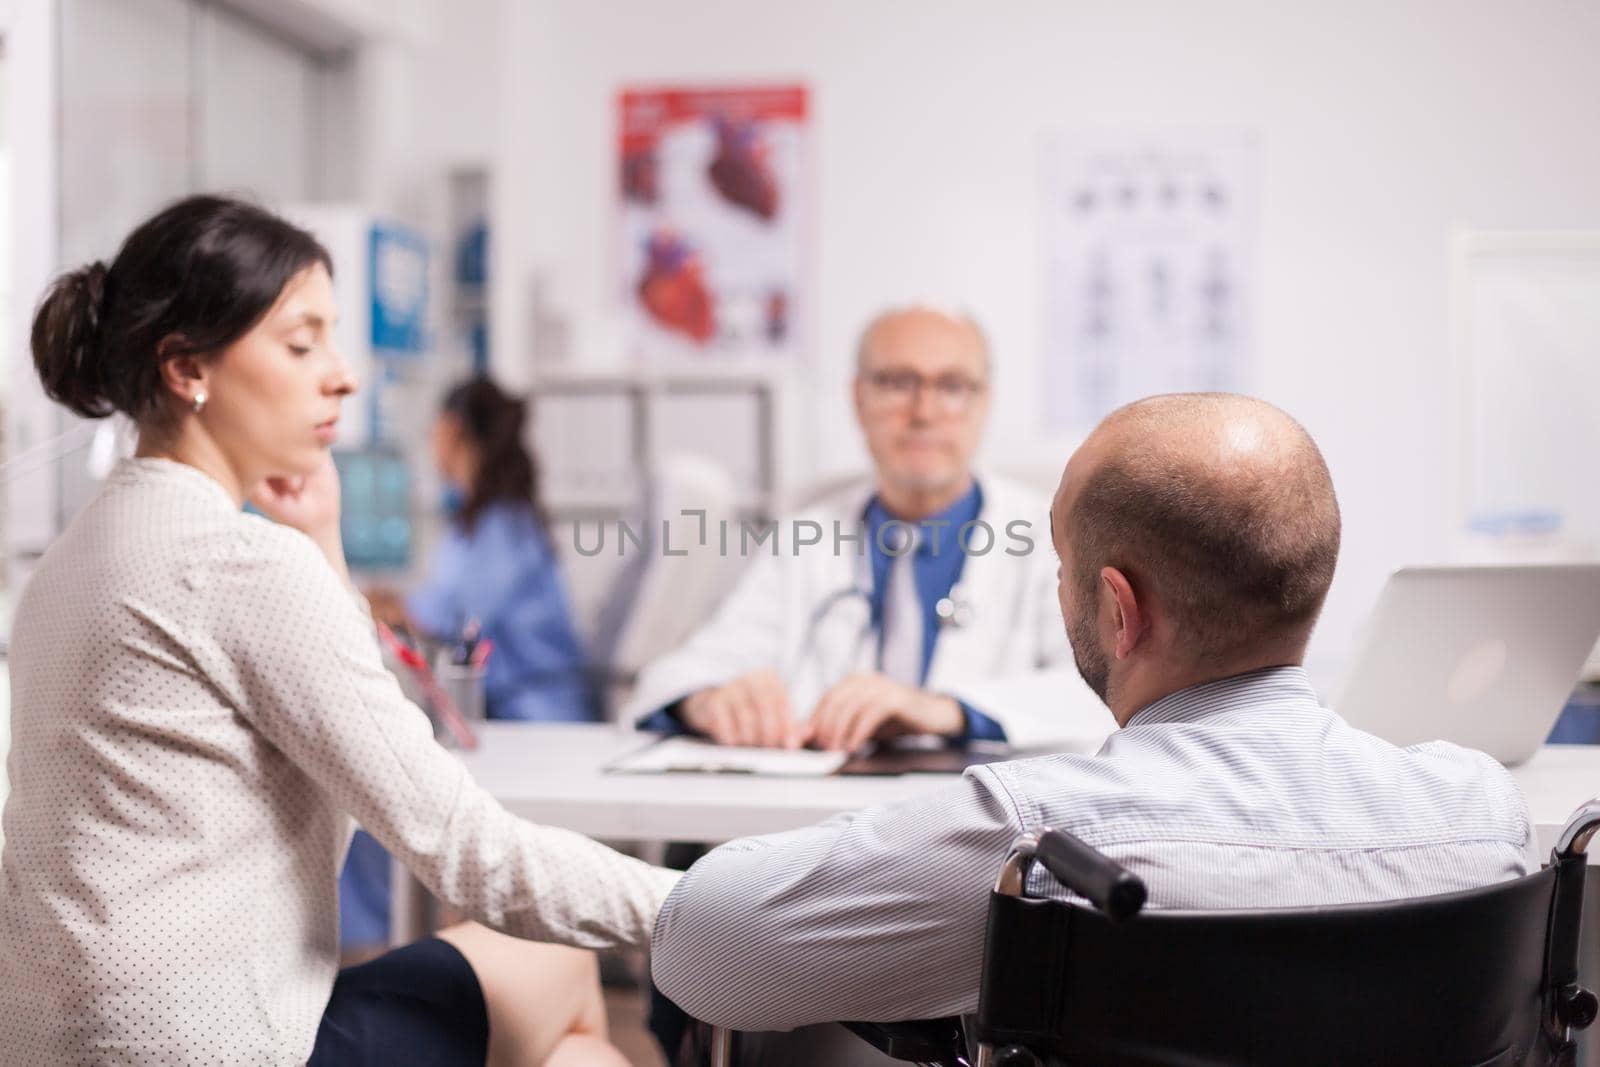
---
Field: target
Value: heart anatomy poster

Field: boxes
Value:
[618,85,809,362]
[1040,130,1257,432]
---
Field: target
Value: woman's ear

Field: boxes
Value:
[155,335,208,411]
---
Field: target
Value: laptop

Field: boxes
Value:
[1335,564,1600,766]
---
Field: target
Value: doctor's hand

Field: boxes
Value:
[679,671,802,748]
[802,673,965,753]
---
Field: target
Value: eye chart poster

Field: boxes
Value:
[1041,130,1258,431]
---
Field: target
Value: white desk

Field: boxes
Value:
[450,723,985,842]
[392,723,1037,942]
[389,723,1600,943]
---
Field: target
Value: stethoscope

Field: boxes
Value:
[796,531,976,678]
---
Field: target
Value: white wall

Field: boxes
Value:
[491,0,1600,686]
[5,0,60,576]
[409,0,500,177]
[0,0,54,837]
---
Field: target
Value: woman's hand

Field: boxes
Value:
[250,452,342,536]
[250,454,350,582]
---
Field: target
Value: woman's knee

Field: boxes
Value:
[435,924,605,1029]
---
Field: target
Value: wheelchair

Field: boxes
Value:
[688,798,1600,1067]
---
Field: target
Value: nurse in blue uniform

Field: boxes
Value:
[379,376,595,723]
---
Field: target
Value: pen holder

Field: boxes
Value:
[434,655,487,726]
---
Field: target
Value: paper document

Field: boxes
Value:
[608,737,847,777]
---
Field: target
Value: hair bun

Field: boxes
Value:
[80,261,110,323]
[31,260,116,418]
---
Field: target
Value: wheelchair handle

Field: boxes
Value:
[995,828,1147,922]
[1556,797,1600,860]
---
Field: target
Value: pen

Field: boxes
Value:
[452,619,482,667]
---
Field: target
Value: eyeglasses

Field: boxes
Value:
[860,369,987,415]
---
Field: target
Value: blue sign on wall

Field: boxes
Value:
[369,221,429,359]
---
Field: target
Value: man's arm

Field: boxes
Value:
[650,770,1022,1031]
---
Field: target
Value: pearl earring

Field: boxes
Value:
[192,390,207,414]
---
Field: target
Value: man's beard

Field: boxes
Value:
[1067,598,1110,703]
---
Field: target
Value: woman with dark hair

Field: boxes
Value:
[368,378,594,724]
[0,194,671,1065]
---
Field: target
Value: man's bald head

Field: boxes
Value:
[854,306,989,376]
[1059,393,1341,667]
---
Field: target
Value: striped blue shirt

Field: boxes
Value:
[651,666,1532,1031]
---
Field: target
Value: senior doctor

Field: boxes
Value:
[625,306,1108,751]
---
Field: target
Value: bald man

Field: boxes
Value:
[625,307,1106,751]
[651,393,1532,1034]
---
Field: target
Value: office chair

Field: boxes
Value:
[694,798,1600,1067]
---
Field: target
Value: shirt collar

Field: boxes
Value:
[1125,666,1322,728]
[114,456,240,511]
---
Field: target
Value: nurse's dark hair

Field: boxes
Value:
[442,377,549,535]
[31,194,332,426]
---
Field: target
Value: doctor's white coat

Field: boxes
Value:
[622,475,1115,750]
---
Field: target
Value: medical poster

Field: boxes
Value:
[617,85,809,362]
[1040,130,1258,432]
